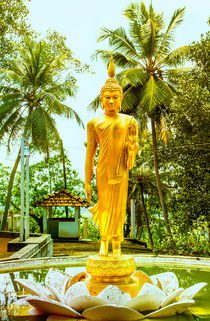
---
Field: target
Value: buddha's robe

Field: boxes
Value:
[87,114,138,242]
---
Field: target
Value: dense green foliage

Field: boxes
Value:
[128,32,210,255]
[0,2,91,229]
[163,32,209,252]
[0,0,31,67]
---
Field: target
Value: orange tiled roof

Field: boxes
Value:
[32,190,90,207]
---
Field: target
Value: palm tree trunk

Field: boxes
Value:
[1,149,21,230]
[140,185,153,249]
[61,145,68,218]
[151,119,176,250]
[125,200,131,238]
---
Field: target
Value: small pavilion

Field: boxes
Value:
[32,190,90,239]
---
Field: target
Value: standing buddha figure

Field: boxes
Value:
[85,56,139,257]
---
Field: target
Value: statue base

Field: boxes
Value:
[85,255,140,297]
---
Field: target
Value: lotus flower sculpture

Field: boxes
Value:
[13,268,207,321]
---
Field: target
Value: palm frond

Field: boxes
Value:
[63,105,84,128]
[6,116,25,152]
[97,27,140,61]
[0,93,22,101]
[41,92,84,128]
[0,86,21,95]
[160,45,190,67]
[0,69,24,85]
[121,85,141,112]
[117,68,146,88]
[27,106,53,152]
[123,2,146,51]
[0,97,22,121]
[141,76,173,112]
[36,53,67,86]
[0,109,22,142]
[92,50,139,69]
[140,18,161,59]
[46,81,77,100]
[28,41,42,77]
[155,7,185,61]
[88,94,101,111]
[123,2,146,23]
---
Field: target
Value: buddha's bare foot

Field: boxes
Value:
[98,251,108,257]
[112,250,121,258]
[112,241,121,258]
[99,240,109,257]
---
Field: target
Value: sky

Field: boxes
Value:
[0,0,209,179]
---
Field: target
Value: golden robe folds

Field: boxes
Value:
[87,114,138,242]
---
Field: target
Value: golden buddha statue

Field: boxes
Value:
[85,56,139,258]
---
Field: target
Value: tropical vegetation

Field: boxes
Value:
[90,1,191,249]
[0,0,209,255]
[0,31,91,229]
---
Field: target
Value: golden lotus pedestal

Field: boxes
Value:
[85,255,140,298]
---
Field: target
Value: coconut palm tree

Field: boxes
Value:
[0,40,83,230]
[129,162,156,249]
[90,2,189,249]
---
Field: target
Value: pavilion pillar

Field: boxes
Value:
[83,217,88,239]
[43,207,48,234]
[49,207,52,220]
[75,207,80,238]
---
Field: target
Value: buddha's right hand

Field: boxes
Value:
[85,183,92,203]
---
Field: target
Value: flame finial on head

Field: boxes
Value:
[100,55,123,102]
[108,55,115,78]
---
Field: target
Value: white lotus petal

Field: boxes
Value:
[138,283,166,303]
[0,273,17,306]
[97,285,131,305]
[82,304,144,321]
[46,283,64,303]
[150,275,160,287]
[26,297,81,317]
[151,272,179,295]
[12,297,33,306]
[145,300,195,318]
[45,268,70,297]
[124,293,160,311]
[161,288,184,308]
[68,295,107,312]
[14,278,51,298]
[65,281,89,306]
[179,282,207,301]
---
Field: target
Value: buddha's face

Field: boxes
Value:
[102,90,122,116]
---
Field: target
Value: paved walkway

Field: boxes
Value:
[53,239,151,256]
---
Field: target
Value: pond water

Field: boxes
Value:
[1,264,210,321]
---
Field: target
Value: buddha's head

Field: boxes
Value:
[100,56,123,115]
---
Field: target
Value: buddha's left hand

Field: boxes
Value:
[127,124,139,169]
